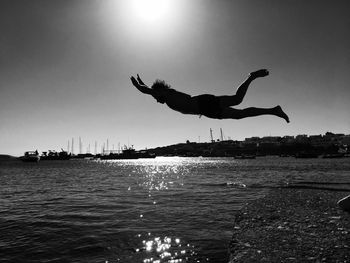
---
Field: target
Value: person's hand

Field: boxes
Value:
[130,75,152,94]
[137,74,145,85]
[130,76,140,87]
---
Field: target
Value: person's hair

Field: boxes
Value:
[151,79,171,90]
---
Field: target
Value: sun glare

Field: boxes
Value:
[102,0,186,44]
[130,0,172,23]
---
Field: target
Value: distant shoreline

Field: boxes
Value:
[4,131,350,159]
[0,154,17,160]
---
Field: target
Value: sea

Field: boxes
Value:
[1,157,349,263]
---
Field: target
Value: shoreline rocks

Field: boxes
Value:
[229,188,350,262]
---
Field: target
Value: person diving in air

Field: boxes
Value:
[130,69,289,123]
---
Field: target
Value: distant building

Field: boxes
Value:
[261,136,281,143]
[244,137,260,144]
[309,135,325,147]
[281,136,295,144]
[295,134,308,143]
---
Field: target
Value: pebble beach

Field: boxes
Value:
[229,188,350,262]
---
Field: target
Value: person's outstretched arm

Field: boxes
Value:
[130,74,153,95]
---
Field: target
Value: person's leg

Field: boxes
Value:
[220,105,290,123]
[219,69,269,107]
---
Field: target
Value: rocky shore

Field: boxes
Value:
[229,188,350,262]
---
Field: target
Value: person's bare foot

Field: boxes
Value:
[250,69,269,79]
[275,105,290,123]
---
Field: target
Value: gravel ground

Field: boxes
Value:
[229,188,350,263]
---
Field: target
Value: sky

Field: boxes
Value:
[1,0,349,156]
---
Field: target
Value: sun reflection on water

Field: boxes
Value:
[131,159,196,261]
[135,233,197,263]
[131,158,191,192]
[96,157,219,262]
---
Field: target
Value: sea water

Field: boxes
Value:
[1,157,349,263]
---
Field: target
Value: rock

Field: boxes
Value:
[337,195,350,212]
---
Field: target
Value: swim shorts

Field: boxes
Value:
[193,94,223,119]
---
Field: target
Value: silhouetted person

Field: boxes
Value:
[130,69,289,123]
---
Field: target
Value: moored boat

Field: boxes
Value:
[99,147,156,160]
[18,151,40,162]
[40,150,71,160]
[137,150,156,159]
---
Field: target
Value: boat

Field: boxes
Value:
[71,153,95,159]
[100,147,138,160]
[99,147,156,160]
[18,151,40,162]
[137,150,156,159]
[40,149,71,160]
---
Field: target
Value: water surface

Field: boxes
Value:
[1,157,349,262]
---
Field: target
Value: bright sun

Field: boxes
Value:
[103,0,184,42]
[130,0,172,23]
